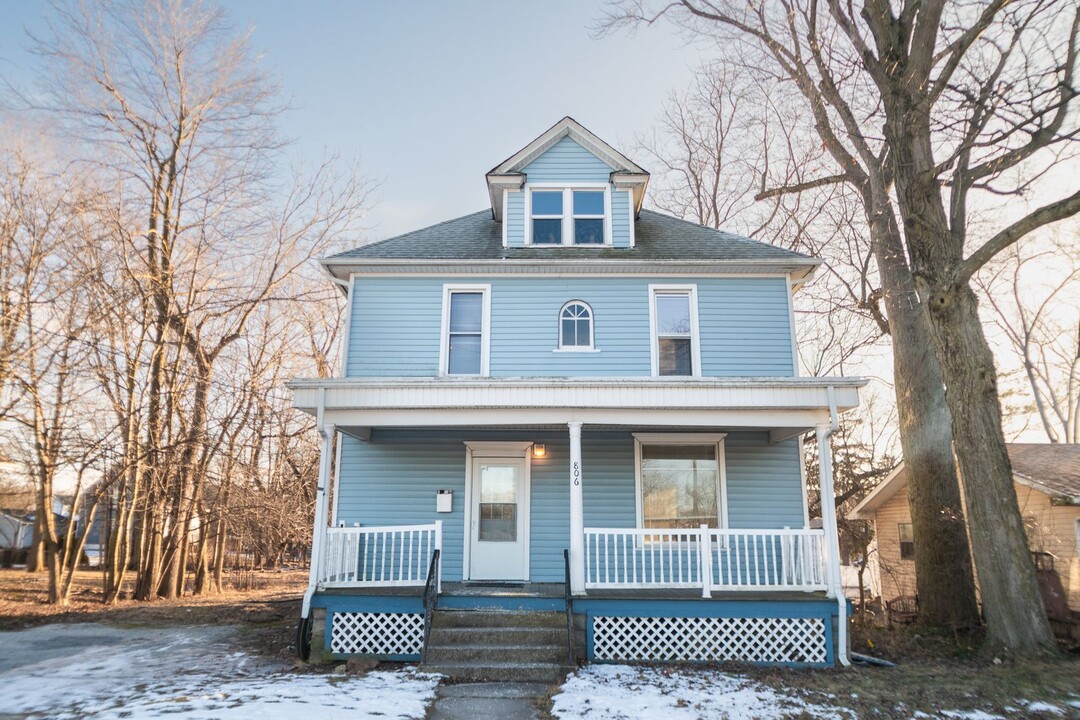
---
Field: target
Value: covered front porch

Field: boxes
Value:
[290,376,863,666]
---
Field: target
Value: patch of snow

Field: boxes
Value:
[551,664,852,720]
[940,711,1005,720]
[0,623,439,719]
[1025,701,1064,715]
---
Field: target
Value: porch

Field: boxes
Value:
[290,376,864,666]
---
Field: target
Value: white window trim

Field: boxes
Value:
[557,300,595,351]
[632,433,729,531]
[648,284,702,377]
[462,441,532,581]
[525,183,612,246]
[439,284,491,377]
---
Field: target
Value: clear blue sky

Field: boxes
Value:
[0,1,709,240]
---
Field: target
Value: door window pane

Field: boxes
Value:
[641,445,718,529]
[479,465,518,542]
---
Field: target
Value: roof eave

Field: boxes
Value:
[321,256,823,281]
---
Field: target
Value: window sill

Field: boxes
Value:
[552,348,601,353]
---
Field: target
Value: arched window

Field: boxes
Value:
[559,301,594,349]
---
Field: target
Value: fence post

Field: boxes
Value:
[699,525,712,598]
[434,520,443,594]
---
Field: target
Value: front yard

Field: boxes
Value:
[1,569,1078,719]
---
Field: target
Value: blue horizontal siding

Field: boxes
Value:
[347,276,794,377]
[611,189,631,248]
[505,190,525,247]
[521,136,613,182]
[335,430,805,584]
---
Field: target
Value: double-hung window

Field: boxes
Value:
[635,434,727,530]
[441,285,490,375]
[649,286,700,376]
[529,187,608,245]
[898,523,914,560]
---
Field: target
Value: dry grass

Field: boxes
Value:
[0,567,307,631]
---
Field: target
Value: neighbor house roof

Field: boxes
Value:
[847,443,1080,520]
[324,209,819,279]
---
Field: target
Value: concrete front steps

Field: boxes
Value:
[421,609,574,683]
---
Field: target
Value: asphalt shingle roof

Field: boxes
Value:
[328,209,813,263]
[1008,444,1080,499]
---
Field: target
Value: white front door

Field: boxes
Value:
[468,457,528,580]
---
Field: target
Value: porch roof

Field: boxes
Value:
[288,376,866,438]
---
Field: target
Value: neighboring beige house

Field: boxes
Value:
[848,444,1080,614]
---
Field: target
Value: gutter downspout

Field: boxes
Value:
[818,385,850,666]
[301,388,333,619]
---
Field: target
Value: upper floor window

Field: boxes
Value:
[441,285,490,376]
[898,522,914,560]
[528,187,608,245]
[649,286,700,377]
[559,301,594,350]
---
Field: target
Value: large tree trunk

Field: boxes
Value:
[864,189,980,627]
[885,97,1057,656]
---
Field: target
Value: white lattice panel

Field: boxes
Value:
[330,611,424,656]
[592,615,828,664]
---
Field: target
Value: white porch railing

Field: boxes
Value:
[319,522,442,589]
[583,527,827,596]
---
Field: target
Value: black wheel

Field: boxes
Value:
[295,614,313,661]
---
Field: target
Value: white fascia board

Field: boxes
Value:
[288,377,867,425]
[846,462,907,520]
[488,117,647,177]
[321,257,823,281]
[486,173,526,221]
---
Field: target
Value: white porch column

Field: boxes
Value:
[301,423,335,618]
[817,420,850,665]
[568,421,585,594]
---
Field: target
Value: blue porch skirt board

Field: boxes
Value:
[309,592,844,667]
[574,597,841,668]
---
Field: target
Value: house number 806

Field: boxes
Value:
[572,461,580,486]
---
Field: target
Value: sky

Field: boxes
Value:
[0,0,709,240]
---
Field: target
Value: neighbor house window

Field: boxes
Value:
[898,523,914,560]
[528,187,608,245]
[650,286,700,376]
[441,285,490,375]
[635,435,727,530]
[559,301,594,349]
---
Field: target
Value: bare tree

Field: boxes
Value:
[978,229,1080,443]
[606,0,1080,657]
[626,55,976,629]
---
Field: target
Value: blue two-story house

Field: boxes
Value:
[289,118,865,677]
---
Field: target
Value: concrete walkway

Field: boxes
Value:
[426,682,551,720]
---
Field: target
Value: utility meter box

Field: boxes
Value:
[436,489,453,513]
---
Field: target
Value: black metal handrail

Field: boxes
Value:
[563,548,574,665]
[421,548,440,663]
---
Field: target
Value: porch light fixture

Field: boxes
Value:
[532,443,547,458]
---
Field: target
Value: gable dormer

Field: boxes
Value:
[486,117,649,249]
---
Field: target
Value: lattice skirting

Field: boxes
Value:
[329,611,424,657]
[591,615,828,664]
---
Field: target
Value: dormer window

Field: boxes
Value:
[527,186,609,246]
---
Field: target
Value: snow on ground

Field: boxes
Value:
[550,664,853,720]
[0,623,439,719]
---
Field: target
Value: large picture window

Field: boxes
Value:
[441,285,490,375]
[635,435,726,530]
